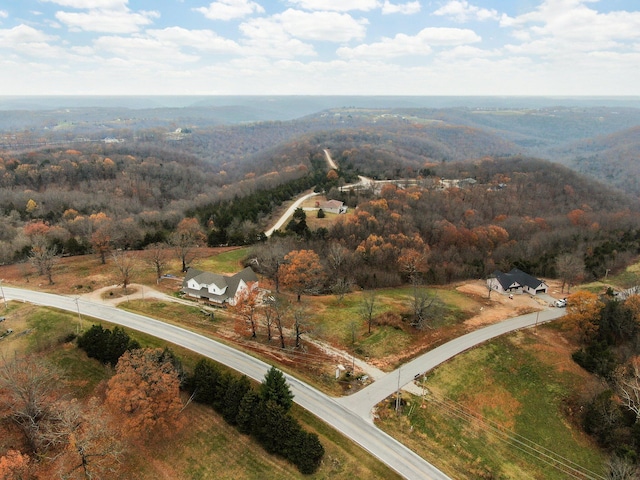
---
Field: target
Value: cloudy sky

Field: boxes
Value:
[1,0,639,96]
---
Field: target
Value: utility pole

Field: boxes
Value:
[395,368,401,414]
[74,297,82,333]
[0,279,7,309]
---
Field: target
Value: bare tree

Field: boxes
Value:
[269,295,290,349]
[0,355,66,454]
[111,250,137,291]
[251,238,292,293]
[331,277,354,303]
[170,217,205,272]
[556,253,585,294]
[606,455,639,480]
[145,242,170,283]
[616,358,640,422]
[326,241,350,275]
[360,291,378,334]
[409,277,437,330]
[292,304,312,349]
[29,236,60,285]
[55,398,124,480]
[262,298,275,342]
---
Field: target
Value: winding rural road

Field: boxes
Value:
[3,286,563,479]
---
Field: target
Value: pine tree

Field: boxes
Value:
[259,366,294,412]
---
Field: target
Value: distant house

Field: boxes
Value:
[317,200,347,214]
[181,266,259,306]
[488,268,548,295]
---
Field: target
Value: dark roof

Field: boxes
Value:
[182,266,258,302]
[491,268,546,290]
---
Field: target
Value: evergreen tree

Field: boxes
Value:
[259,366,294,412]
[190,359,220,406]
[222,375,251,425]
[236,389,259,435]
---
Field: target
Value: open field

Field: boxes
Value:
[376,325,607,479]
[0,302,401,480]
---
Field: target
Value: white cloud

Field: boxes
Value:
[239,9,367,57]
[277,9,368,42]
[0,24,57,44]
[381,1,421,15]
[41,0,129,8]
[500,0,640,55]
[55,8,159,33]
[433,1,499,23]
[239,16,317,58]
[92,35,200,64]
[0,10,8,19]
[337,27,480,59]
[194,0,265,21]
[286,0,380,12]
[146,27,242,54]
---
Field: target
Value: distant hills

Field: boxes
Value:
[1,98,640,196]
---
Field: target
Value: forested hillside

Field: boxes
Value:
[2,102,640,287]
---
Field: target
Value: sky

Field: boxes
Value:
[0,0,639,96]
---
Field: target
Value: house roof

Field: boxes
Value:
[182,266,258,302]
[320,200,344,209]
[492,268,546,290]
[184,268,228,289]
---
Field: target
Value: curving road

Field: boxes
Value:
[264,190,319,237]
[3,287,564,479]
[338,308,565,419]
[3,287,449,480]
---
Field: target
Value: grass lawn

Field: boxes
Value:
[191,247,250,273]
[310,286,478,369]
[376,326,607,479]
[0,303,400,480]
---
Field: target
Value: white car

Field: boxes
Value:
[555,299,567,308]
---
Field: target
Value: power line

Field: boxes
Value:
[425,392,606,480]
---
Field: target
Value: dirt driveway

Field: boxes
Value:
[456,279,564,328]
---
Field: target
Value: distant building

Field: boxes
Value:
[181,266,258,306]
[317,199,347,214]
[488,268,548,295]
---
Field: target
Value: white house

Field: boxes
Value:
[181,266,259,306]
[317,199,348,214]
[488,268,548,296]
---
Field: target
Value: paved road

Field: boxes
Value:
[264,190,319,237]
[4,287,450,480]
[338,308,565,419]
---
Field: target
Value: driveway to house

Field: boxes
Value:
[337,307,566,420]
[264,190,319,237]
[3,286,565,479]
[3,286,450,480]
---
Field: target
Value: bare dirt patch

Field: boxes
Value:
[456,280,543,328]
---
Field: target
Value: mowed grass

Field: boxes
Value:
[310,286,477,368]
[144,402,402,480]
[192,247,250,273]
[377,327,606,479]
[1,304,401,480]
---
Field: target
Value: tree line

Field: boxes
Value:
[563,292,640,474]
[75,324,324,474]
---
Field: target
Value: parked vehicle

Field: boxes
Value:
[555,299,567,308]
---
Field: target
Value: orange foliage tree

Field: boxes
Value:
[105,348,183,439]
[280,250,327,302]
[0,450,30,479]
[230,286,260,338]
[564,291,604,343]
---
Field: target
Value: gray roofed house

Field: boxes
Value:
[182,266,259,306]
[488,268,548,296]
